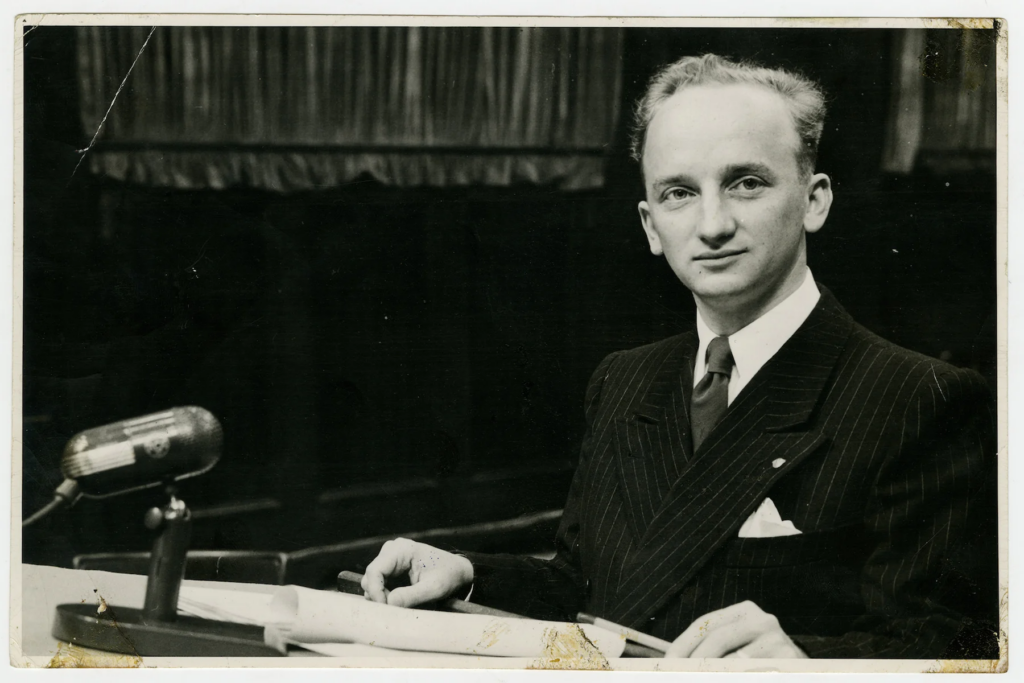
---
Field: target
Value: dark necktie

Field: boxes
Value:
[691,336,734,452]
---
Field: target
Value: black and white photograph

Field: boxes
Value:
[11,11,1007,673]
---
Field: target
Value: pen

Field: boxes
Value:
[338,573,663,657]
[577,612,672,655]
[337,570,524,619]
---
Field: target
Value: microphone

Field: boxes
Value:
[45,407,273,656]
[59,406,223,498]
[23,407,223,528]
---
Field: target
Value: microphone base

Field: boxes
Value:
[52,603,280,657]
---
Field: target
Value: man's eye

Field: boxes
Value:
[665,188,693,201]
[735,177,765,191]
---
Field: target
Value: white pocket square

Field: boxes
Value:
[738,498,802,538]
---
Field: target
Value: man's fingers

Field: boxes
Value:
[359,539,471,608]
[665,602,750,657]
[725,631,808,659]
[669,602,806,659]
[689,617,769,658]
[361,559,390,603]
[387,579,449,608]
[361,567,389,603]
[362,539,413,603]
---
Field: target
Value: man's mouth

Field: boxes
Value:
[693,249,746,261]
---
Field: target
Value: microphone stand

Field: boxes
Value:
[142,491,191,622]
[51,485,279,657]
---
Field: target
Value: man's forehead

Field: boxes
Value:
[651,83,797,140]
[642,83,803,178]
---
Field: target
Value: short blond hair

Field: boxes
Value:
[630,54,827,177]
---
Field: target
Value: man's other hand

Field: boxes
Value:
[361,538,474,608]
[665,600,807,658]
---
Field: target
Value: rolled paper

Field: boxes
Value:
[177,585,275,626]
[264,586,625,658]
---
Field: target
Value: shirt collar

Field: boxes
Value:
[695,268,820,387]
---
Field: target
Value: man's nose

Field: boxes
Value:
[696,194,736,246]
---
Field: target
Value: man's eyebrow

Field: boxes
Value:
[651,174,696,192]
[722,162,776,179]
[651,164,777,192]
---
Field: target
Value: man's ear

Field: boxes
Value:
[638,200,664,255]
[803,173,833,234]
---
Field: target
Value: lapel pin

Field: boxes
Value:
[772,458,786,469]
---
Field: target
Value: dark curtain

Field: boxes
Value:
[882,28,998,174]
[77,26,625,191]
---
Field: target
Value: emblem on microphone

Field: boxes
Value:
[142,433,171,459]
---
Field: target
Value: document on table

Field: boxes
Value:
[177,586,275,626]
[177,585,625,658]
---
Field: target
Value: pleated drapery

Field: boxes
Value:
[882,29,997,175]
[76,26,626,191]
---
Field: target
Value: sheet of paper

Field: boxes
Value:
[264,586,626,658]
[177,585,276,626]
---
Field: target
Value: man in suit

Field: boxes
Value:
[361,54,997,659]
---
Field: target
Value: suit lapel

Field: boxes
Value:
[608,289,854,628]
[613,333,697,540]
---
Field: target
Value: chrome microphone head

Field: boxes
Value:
[60,406,222,498]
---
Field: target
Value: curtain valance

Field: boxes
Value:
[77,26,625,191]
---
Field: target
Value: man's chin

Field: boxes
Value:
[685,277,752,305]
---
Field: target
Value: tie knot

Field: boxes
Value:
[705,336,734,376]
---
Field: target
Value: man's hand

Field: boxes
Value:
[361,538,474,608]
[665,601,807,658]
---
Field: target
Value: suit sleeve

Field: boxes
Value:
[791,366,999,659]
[457,351,620,621]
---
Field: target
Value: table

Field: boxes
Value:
[16,564,643,669]
[16,563,452,662]
[17,564,270,659]
[18,563,576,666]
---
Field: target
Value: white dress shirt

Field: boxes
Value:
[694,268,820,405]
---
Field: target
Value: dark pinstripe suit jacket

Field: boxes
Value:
[463,286,997,658]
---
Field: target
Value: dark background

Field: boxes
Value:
[21,27,997,566]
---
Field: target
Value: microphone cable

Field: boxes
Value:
[22,479,82,528]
